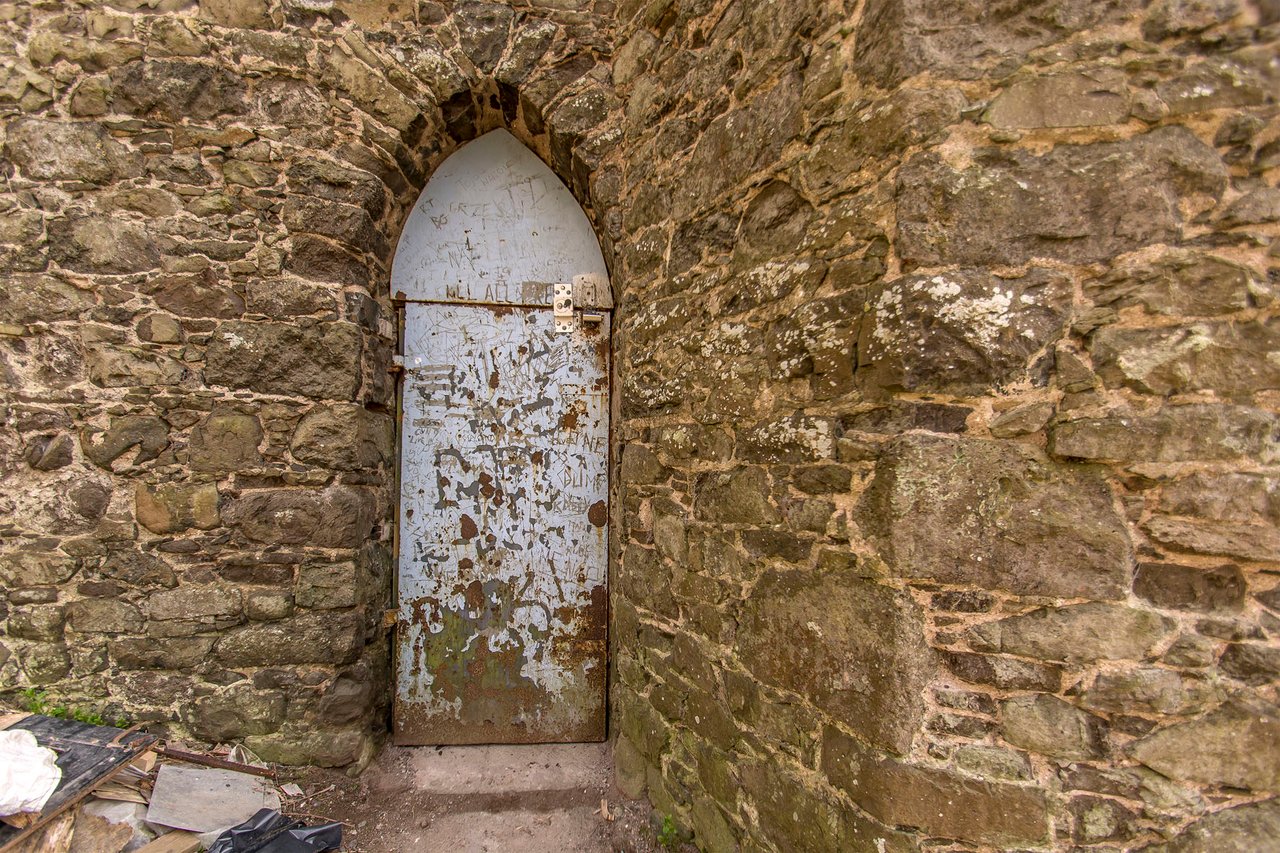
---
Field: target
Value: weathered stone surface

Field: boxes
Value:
[215,610,363,666]
[1002,695,1104,760]
[740,757,914,853]
[855,0,1143,86]
[694,467,777,525]
[102,548,176,588]
[1131,700,1280,791]
[290,404,391,470]
[823,725,1049,846]
[146,585,241,622]
[1220,187,1280,227]
[897,128,1226,267]
[189,412,263,472]
[736,415,834,463]
[990,401,1055,438]
[942,651,1062,692]
[861,434,1131,598]
[857,269,1071,394]
[1086,252,1263,316]
[8,604,65,641]
[135,482,220,534]
[968,603,1175,664]
[110,61,246,121]
[187,686,285,741]
[49,217,159,274]
[1152,798,1280,853]
[200,0,274,29]
[0,551,79,587]
[86,345,185,388]
[244,728,371,768]
[1157,58,1271,116]
[81,416,168,470]
[225,486,375,547]
[109,636,215,670]
[153,273,245,319]
[23,433,73,471]
[1144,515,1280,562]
[4,119,139,184]
[1051,405,1279,464]
[0,274,94,325]
[1091,320,1280,397]
[295,561,359,609]
[1184,445,1275,525]
[985,70,1130,129]
[1219,643,1280,686]
[205,321,361,400]
[738,571,933,754]
[672,75,801,218]
[67,599,142,634]
[1134,562,1246,613]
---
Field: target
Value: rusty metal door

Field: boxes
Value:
[391,129,611,744]
[394,302,609,743]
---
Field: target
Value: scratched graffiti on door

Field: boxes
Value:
[395,305,609,743]
[391,129,611,744]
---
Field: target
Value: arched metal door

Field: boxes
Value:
[390,130,610,744]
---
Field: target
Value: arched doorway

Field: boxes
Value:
[390,129,612,745]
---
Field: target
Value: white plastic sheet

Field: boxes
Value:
[0,728,61,815]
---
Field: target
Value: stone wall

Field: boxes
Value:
[608,0,1280,850]
[0,0,622,767]
[1,0,1279,849]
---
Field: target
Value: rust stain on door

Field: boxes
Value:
[395,303,609,744]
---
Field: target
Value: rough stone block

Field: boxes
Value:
[1082,666,1222,716]
[187,686,286,742]
[968,603,1175,664]
[81,415,169,470]
[214,610,363,666]
[290,403,391,471]
[135,482,221,534]
[694,467,777,525]
[1051,405,1279,464]
[854,0,1144,86]
[225,486,375,548]
[205,321,361,401]
[1131,700,1280,791]
[985,70,1130,128]
[1001,694,1105,760]
[859,268,1070,395]
[4,118,140,183]
[1091,320,1280,397]
[110,60,246,121]
[190,412,264,472]
[1153,798,1280,853]
[67,599,142,634]
[897,127,1226,267]
[1085,251,1262,317]
[738,570,933,754]
[861,434,1132,598]
[1133,562,1246,613]
[145,585,241,622]
[822,725,1049,846]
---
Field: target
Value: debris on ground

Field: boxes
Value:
[0,713,341,853]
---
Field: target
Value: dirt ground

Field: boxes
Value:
[282,743,691,853]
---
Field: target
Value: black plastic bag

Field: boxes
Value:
[206,808,343,853]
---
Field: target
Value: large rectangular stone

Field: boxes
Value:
[821,725,1049,846]
[205,321,361,401]
[860,434,1132,598]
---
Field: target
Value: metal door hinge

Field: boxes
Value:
[382,609,399,630]
[554,282,575,334]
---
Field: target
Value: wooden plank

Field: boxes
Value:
[0,717,156,853]
[0,714,29,731]
[131,831,201,853]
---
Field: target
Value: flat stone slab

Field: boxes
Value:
[408,742,611,796]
